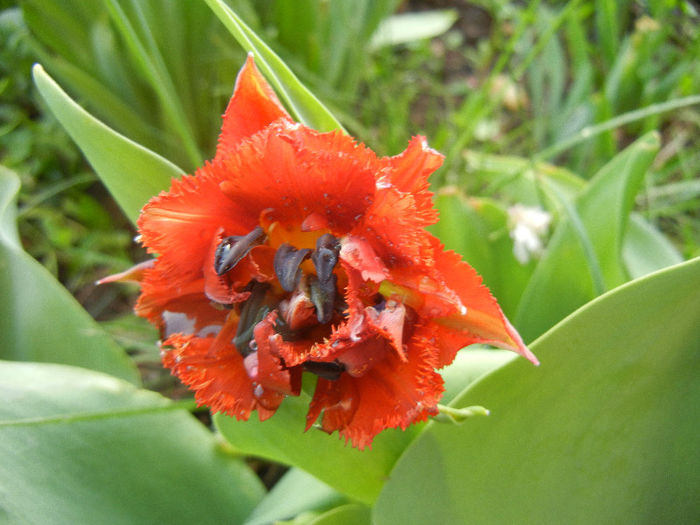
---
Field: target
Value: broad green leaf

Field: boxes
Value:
[32,64,182,225]
[308,504,371,525]
[215,393,418,505]
[0,360,264,524]
[440,348,515,403]
[244,468,344,525]
[204,0,344,132]
[623,213,683,279]
[374,257,700,524]
[0,167,138,383]
[369,10,457,49]
[515,132,660,341]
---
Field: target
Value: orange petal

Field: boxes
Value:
[96,259,155,285]
[136,264,228,336]
[382,136,444,195]
[339,236,389,282]
[161,331,258,420]
[218,122,376,235]
[253,312,302,397]
[306,335,443,449]
[137,166,256,284]
[428,236,538,365]
[215,53,292,159]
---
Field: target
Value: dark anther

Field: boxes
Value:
[311,233,340,285]
[233,282,270,356]
[309,274,337,324]
[214,226,265,276]
[373,295,387,313]
[303,360,345,381]
[274,244,312,292]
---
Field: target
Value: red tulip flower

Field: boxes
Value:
[125,55,537,449]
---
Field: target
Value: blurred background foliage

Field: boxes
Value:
[1,0,699,376]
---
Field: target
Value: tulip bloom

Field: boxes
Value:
[129,55,537,448]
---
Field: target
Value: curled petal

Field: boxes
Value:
[428,236,537,365]
[339,236,389,282]
[252,312,302,398]
[96,259,155,285]
[138,167,255,283]
[161,329,266,420]
[306,335,443,449]
[136,264,227,337]
[218,122,376,235]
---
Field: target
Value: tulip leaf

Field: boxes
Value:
[515,131,660,341]
[204,0,344,133]
[243,468,345,525]
[308,504,372,525]
[0,360,263,524]
[216,345,496,506]
[623,213,683,279]
[0,167,138,384]
[32,64,183,225]
[215,393,418,505]
[374,256,700,524]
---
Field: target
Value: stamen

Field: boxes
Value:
[233,282,270,356]
[274,244,312,292]
[309,274,337,324]
[311,233,340,285]
[303,360,345,381]
[214,226,265,275]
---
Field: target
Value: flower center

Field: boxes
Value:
[214,227,347,378]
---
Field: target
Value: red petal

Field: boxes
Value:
[136,264,227,336]
[339,236,389,282]
[96,259,154,285]
[427,236,537,365]
[253,312,302,397]
[349,136,443,265]
[381,135,443,208]
[218,122,376,235]
[161,327,259,420]
[137,166,256,284]
[306,335,443,449]
[215,54,291,159]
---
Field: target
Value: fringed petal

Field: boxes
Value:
[307,334,443,450]
[137,166,255,283]
[219,122,376,235]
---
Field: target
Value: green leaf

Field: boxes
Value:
[204,0,344,132]
[244,468,344,525]
[308,504,371,525]
[440,348,515,403]
[32,64,182,225]
[369,10,457,49]
[515,131,660,341]
[374,257,700,524]
[623,213,683,279]
[0,167,138,383]
[215,393,417,505]
[0,360,264,524]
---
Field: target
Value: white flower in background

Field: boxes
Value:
[507,204,552,264]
